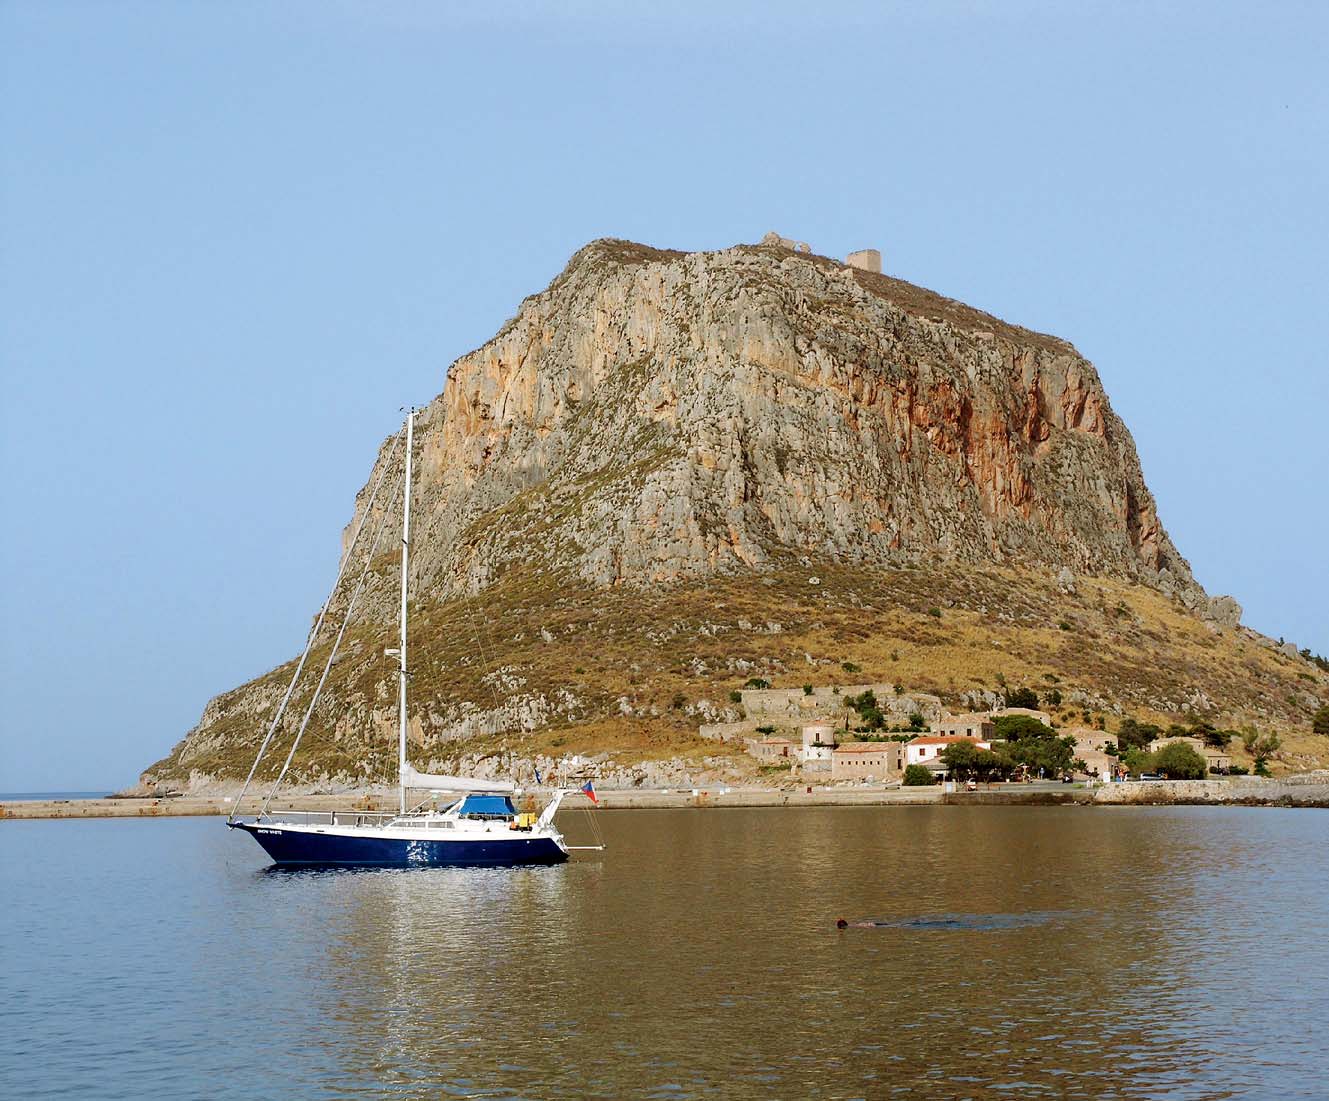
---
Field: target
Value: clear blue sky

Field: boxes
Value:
[2,2,1325,791]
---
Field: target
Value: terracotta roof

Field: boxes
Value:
[833,743,898,755]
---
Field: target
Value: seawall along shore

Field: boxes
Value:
[0,788,943,820]
[3,778,1328,820]
[1090,777,1329,807]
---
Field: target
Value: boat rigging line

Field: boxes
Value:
[228,425,405,823]
[257,452,407,818]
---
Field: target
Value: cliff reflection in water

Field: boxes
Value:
[265,804,1320,1099]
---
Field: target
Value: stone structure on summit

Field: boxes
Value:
[846,248,882,273]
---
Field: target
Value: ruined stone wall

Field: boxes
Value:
[738,683,942,723]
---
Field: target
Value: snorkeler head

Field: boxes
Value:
[835,918,848,929]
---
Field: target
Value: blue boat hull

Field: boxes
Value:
[228,822,568,867]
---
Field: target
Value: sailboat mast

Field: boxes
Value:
[397,408,414,815]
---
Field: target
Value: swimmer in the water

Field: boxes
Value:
[837,913,1070,931]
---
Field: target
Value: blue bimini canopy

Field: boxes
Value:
[457,794,517,818]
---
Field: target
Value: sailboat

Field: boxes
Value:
[227,409,596,867]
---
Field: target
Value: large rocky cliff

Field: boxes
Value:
[141,239,1327,792]
[352,239,1215,610]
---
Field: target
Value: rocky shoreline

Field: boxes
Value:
[4,777,1328,820]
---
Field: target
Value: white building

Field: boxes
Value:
[905,734,991,766]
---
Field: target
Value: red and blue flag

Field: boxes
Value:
[581,780,598,805]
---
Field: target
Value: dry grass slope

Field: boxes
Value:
[145,557,1329,788]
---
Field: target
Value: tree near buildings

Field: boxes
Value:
[1241,728,1282,777]
[1199,727,1236,749]
[1152,742,1208,780]
[993,716,1074,777]
[1117,718,1161,752]
[939,742,1015,786]
[1123,747,1154,776]
[977,748,1016,784]
[1009,735,1075,779]
[993,715,1055,742]
[939,741,980,778]
[903,764,935,786]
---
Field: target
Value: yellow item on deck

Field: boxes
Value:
[515,812,538,828]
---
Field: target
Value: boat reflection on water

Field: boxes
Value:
[288,858,590,1091]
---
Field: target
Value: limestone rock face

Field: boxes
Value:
[350,239,1207,610]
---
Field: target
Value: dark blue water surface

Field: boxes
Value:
[3,805,1327,1099]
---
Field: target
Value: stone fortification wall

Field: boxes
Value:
[697,720,760,743]
[738,684,942,723]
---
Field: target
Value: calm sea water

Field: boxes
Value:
[3,806,1327,1099]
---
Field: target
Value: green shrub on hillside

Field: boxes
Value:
[1197,725,1236,748]
[1003,686,1039,709]
[1314,705,1329,736]
[844,690,887,732]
